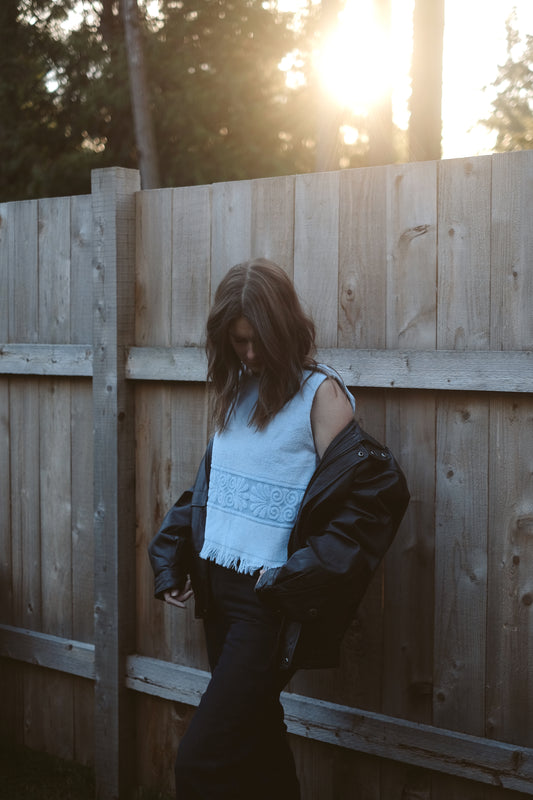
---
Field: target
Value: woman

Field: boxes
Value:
[149,258,409,799]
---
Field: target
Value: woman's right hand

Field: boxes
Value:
[164,578,194,608]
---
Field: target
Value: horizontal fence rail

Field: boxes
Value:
[2,343,532,392]
[2,623,532,795]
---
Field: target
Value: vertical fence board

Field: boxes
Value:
[294,172,339,347]
[0,201,17,745]
[170,185,211,670]
[0,202,11,624]
[385,160,437,352]
[156,181,213,791]
[433,156,492,800]
[39,197,71,344]
[92,167,140,799]
[8,199,39,342]
[486,397,533,749]
[171,185,212,347]
[292,169,364,796]
[136,189,173,350]
[437,157,492,351]
[70,195,93,345]
[71,378,95,765]
[338,165,388,705]
[383,159,437,719]
[70,194,95,764]
[10,379,42,751]
[336,166,389,797]
[382,160,438,799]
[434,394,489,730]
[251,175,295,275]
[486,152,533,757]
[7,200,43,753]
[339,165,387,350]
[211,180,253,297]
[135,186,173,664]
[38,377,74,759]
[38,197,75,759]
[490,151,533,352]
[134,188,175,792]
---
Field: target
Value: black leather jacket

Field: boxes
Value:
[148,419,409,670]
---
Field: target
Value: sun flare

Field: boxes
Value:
[316,0,394,116]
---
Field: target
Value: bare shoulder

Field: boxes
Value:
[311,377,354,459]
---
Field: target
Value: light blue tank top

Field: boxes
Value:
[200,366,355,575]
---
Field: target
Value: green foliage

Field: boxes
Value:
[0,1,77,199]
[144,0,317,186]
[481,14,533,152]
[0,0,321,200]
[0,0,401,201]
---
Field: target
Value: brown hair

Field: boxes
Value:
[206,258,317,431]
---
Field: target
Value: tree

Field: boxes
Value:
[366,0,393,166]
[0,0,91,200]
[145,0,316,186]
[408,0,444,161]
[0,0,319,200]
[481,15,533,152]
[121,0,160,188]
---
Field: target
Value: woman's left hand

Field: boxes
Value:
[164,579,194,608]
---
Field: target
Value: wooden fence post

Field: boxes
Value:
[92,167,140,799]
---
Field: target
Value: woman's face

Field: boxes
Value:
[229,316,263,375]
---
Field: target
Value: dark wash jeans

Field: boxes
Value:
[174,562,300,800]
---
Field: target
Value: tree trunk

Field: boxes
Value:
[409,0,445,161]
[315,0,343,172]
[120,0,160,188]
[367,0,394,166]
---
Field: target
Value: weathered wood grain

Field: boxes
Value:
[124,345,533,392]
[0,201,17,746]
[70,195,93,345]
[210,179,253,298]
[486,152,533,762]
[339,165,388,350]
[0,624,95,678]
[490,151,533,352]
[294,171,340,347]
[92,167,139,799]
[0,343,93,374]
[171,185,211,347]
[8,199,39,342]
[251,175,295,275]
[437,157,492,351]
[125,654,533,795]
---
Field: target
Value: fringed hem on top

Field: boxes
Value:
[199,541,277,576]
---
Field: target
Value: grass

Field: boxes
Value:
[0,744,173,800]
[0,744,94,800]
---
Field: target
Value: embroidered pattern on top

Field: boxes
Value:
[208,466,304,528]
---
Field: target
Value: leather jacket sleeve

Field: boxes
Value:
[148,489,194,600]
[148,439,212,601]
[255,440,409,623]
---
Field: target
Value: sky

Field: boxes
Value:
[441,0,533,157]
[311,0,533,158]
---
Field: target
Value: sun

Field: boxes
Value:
[316,0,393,115]
[314,0,414,131]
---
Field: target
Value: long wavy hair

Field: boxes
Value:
[207,259,317,431]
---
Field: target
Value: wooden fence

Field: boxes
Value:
[1,153,532,799]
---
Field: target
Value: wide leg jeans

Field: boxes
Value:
[174,562,300,800]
